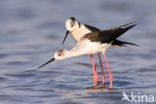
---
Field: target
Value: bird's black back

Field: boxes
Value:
[84,23,136,44]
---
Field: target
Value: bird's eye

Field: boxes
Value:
[58,54,62,56]
[71,24,73,27]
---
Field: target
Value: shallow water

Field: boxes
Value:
[0,0,156,104]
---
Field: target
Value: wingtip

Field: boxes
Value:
[124,43,140,47]
[125,22,137,26]
[121,22,137,33]
[121,22,137,29]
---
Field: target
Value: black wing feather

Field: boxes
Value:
[112,40,139,47]
[84,23,136,44]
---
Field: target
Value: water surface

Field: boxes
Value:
[0,0,156,104]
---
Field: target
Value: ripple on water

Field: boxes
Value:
[0,53,9,58]
[5,72,35,78]
[0,76,8,82]
[0,0,156,104]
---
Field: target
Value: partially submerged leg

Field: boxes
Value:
[97,53,105,86]
[90,54,99,86]
[102,52,113,88]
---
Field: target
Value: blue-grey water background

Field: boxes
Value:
[0,0,156,104]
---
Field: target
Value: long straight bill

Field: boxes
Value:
[37,58,55,69]
[62,31,69,45]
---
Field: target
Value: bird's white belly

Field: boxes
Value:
[79,40,111,55]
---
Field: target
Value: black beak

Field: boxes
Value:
[37,58,55,69]
[62,31,69,45]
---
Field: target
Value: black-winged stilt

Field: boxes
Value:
[38,22,138,88]
[62,17,137,87]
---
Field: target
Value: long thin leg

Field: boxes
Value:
[97,53,105,86]
[90,54,99,86]
[103,52,113,88]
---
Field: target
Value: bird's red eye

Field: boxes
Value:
[71,24,73,27]
[58,54,62,56]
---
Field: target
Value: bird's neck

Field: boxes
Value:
[65,49,85,59]
[71,24,91,42]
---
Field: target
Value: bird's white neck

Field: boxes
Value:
[64,49,85,60]
[70,24,91,42]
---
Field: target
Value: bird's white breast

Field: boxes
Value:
[72,39,111,55]
[71,25,91,42]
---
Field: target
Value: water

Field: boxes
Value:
[0,0,156,104]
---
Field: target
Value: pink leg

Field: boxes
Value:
[90,54,99,86]
[103,52,113,88]
[97,53,105,86]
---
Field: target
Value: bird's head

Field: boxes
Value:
[54,49,69,60]
[37,49,69,69]
[62,17,81,45]
[65,17,80,32]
